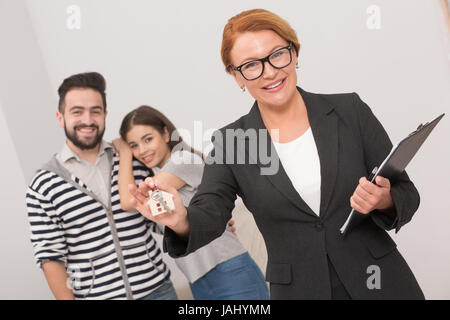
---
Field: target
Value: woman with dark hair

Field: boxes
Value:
[128,9,424,300]
[113,105,269,300]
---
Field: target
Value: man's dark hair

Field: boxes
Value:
[57,72,107,113]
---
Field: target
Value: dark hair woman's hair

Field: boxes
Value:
[119,105,203,159]
[57,72,107,113]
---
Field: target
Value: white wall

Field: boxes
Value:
[0,0,60,180]
[0,102,53,299]
[1,0,449,299]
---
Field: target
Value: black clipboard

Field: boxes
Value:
[340,113,445,235]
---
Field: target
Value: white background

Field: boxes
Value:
[0,0,449,299]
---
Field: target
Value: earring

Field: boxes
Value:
[295,63,299,70]
[241,86,246,93]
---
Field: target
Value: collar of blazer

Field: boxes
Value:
[239,86,339,219]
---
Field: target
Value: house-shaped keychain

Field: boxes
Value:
[148,189,175,216]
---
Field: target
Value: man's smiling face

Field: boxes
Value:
[57,88,107,150]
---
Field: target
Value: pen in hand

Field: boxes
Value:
[367,166,378,184]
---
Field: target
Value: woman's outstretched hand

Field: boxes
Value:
[129,177,190,238]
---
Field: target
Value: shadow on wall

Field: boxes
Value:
[0,0,60,182]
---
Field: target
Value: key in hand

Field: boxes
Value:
[148,187,175,216]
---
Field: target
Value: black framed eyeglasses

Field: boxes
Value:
[230,43,293,81]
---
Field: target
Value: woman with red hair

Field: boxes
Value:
[130,9,424,300]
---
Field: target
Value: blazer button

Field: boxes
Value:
[315,221,324,231]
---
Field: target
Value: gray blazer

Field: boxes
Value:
[163,87,424,300]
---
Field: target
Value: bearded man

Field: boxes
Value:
[25,72,175,300]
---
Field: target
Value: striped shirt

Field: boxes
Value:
[26,148,170,300]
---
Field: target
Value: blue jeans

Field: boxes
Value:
[189,252,269,300]
[140,280,178,300]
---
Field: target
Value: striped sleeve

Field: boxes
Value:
[112,156,161,235]
[129,159,164,235]
[26,179,68,268]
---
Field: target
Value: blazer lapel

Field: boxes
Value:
[242,98,317,218]
[301,89,339,218]
[241,87,340,219]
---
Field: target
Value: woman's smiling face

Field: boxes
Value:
[126,124,171,168]
[230,29,299,109]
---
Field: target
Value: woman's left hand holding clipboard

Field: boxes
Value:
[350,175,394,214]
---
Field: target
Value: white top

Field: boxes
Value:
[273,127,322,216]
